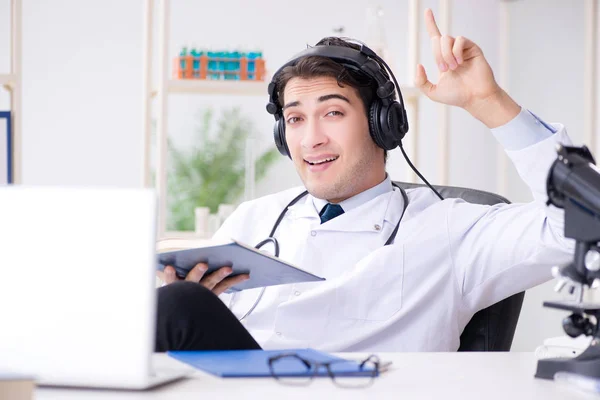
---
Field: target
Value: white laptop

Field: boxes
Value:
[0,185,189,389]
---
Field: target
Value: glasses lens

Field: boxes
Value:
[330,359,377,388]
[269,354,313,386]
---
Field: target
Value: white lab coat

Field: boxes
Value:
[215,125,574,352]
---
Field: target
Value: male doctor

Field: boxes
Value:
[155,9,574,352]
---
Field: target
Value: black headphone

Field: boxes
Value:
[265,42,409,158]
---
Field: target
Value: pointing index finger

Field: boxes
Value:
[425,8,442,39]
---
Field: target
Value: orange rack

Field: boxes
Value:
[172,55,265,81]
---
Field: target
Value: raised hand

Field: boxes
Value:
[415,8,520,128]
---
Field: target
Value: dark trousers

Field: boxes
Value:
[154,281,262,352]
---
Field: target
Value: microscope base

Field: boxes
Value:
[536,337,600,380]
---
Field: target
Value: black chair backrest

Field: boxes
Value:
[393,181,525,351]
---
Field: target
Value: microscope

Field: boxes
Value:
[535,143,600,380]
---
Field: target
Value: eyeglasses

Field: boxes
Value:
[267,353,386,388]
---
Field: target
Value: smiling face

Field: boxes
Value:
[282,76,386,203]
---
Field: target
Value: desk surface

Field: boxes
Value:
[36,352,584,399]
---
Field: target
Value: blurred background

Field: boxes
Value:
[0,0,597,352]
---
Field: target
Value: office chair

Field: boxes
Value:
[393,181,525,352]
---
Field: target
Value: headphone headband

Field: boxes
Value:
[267,44,404,114]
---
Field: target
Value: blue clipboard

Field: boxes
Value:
[168,348,378,378]
[0,112,11,184]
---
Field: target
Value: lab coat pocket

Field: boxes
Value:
[333,244,404,321]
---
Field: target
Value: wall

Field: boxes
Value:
[504,0,586,351]
[0,0,593,351]
[1,0,144,186]
[0,0,11,109]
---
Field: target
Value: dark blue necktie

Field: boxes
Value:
[319,203,344,224]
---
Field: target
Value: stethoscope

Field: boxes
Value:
[231,183,410,321]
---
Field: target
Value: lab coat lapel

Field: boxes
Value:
[287,196,319,220]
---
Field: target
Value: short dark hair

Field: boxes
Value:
[274,37,390,162]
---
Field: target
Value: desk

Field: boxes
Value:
[36,352,582,399]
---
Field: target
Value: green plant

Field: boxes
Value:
[166,107,279,231]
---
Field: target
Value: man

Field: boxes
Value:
[155,9,573,352]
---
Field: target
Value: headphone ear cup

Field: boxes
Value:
[273,119,291,158]
[389,102,408,140]
[370,100,401,151]
[370,100,408,150]
[368,100,386,150]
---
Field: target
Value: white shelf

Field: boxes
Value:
[166,79,269,96]
[0,74,16,89]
